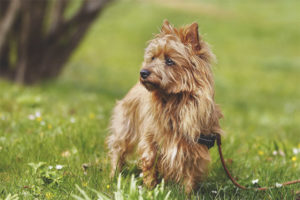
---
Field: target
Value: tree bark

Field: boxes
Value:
[0,0,20,56]
[0,0,112,84]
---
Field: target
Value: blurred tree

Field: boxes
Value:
[0,0,111,84]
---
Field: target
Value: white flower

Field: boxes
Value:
[71,147,78,154]
[70,117,76,123]
[278,150,285,157]
[28,114,35,120]
[48,166,53,169]
[35,111,41,117]
[272,151,278,156]
[211,190,217,194]
[252,179,259,184]
[139,173,143,177]
[293,148,299,155]
[55,165,63,170]
[275,183,282,188]
[40,121,45,126]
[35,97,41,102]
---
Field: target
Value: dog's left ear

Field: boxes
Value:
[185,22,201,52]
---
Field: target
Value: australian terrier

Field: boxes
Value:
[106,20,223,193]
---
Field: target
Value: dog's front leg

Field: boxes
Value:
[138,135,158,189]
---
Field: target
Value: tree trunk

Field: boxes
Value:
[0,0,112,85]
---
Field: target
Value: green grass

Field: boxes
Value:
[1,0,300,199]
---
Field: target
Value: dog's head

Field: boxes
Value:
[140,20,216,95]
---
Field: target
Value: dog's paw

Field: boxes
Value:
[109,169,117,179]
[143,173,158,189]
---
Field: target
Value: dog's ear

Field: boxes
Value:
[185,22,201,52]
[184,22,215,62]
[161,19,173,34]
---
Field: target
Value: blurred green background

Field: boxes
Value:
[0,0,299,199]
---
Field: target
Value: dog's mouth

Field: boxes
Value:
[140,80,159,91]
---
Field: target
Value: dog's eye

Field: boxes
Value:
[165,57,175,66]
[151,56,155,61]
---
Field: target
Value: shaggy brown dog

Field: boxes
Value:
[106,20,223,193]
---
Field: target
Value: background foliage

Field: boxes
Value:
[0,0,299,199]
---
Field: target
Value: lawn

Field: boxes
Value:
[1,0,300,199]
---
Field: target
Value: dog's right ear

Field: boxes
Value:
[161,19,173,34]
[185,23,201,52]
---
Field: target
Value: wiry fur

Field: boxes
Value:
[106,20,223,193]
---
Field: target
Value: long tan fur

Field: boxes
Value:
[106,20,223,193]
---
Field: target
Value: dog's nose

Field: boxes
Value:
[140,69,151,79]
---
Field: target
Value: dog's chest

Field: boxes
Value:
[142,93,212,142]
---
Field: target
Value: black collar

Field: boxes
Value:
[197,133,217,149]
